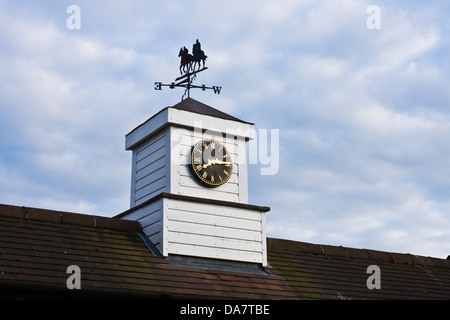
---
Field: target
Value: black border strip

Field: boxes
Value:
[115,192,270,218]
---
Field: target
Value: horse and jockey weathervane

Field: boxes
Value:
[154,39,222,100]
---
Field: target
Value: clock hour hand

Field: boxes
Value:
[202,159,213,169]
[212,159,232,166]
[202,158,232,168]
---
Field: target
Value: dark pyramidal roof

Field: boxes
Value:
[127,98,253,137]
[171,98,253,124]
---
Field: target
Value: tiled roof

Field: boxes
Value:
[1,203,449,300]
[267,238,450,300]
[0,204,294,299]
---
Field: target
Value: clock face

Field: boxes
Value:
[190,139,233,187]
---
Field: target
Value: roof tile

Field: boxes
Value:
[344,246,370,260]
[26,207,61,223]
[322,244,347,257]
[0,204,25,219]
[390,253,415,265]
[364,248,393,263]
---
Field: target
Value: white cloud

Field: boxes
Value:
[351,102,440,139]
[296,55,347,79]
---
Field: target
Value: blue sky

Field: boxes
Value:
[1,0,450,258]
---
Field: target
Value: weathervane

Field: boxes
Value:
[154,39,222,100]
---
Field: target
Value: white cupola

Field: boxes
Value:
[118,98,270,266]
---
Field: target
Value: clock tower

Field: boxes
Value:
[118,98,270,266]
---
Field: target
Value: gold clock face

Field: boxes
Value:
[190,139,233,187]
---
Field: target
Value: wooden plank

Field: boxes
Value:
[143,220,163,246]
[178,186,239,203]
[135,175,166,193]
[167,209,262,232]
[136,165,166,190]
[167,198,262,221]
[130,151,137,207]
[178,132,238,150]
[136,151,166,175]
[167,231,262,252]
[178,163,238,182]
[178,139,240,159]
[167,242,262,264]
[136,134,166,165]
[168,220,262,242]
[178,175,239,193]
[120,198,162,221]
[135,182,166,205]
[136,158,166,182]
[167,108,254,140]
[138,208,163,230]
[237,145,249,203]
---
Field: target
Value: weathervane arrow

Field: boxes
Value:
[155,40,222,100]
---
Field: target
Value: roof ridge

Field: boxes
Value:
[125,98,253,138]
[0,203,141,232]
[171,98,254,125]
[267,238,450,268]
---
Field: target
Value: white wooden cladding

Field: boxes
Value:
[127,106,253,208]
[125,104,267,265]
[122,198,164,249]
[167,198,266,265]
[131,129,170,207]
[170,126,248,204]
[122,197,267,266]
[130,125,249,207]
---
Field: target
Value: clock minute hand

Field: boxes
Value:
[202,159,232,168]
[212,159,232,166]
[202,159,213,169]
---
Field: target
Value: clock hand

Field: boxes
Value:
[202,159,213,168]
[203,159,232,168]
[213,159,232,165]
